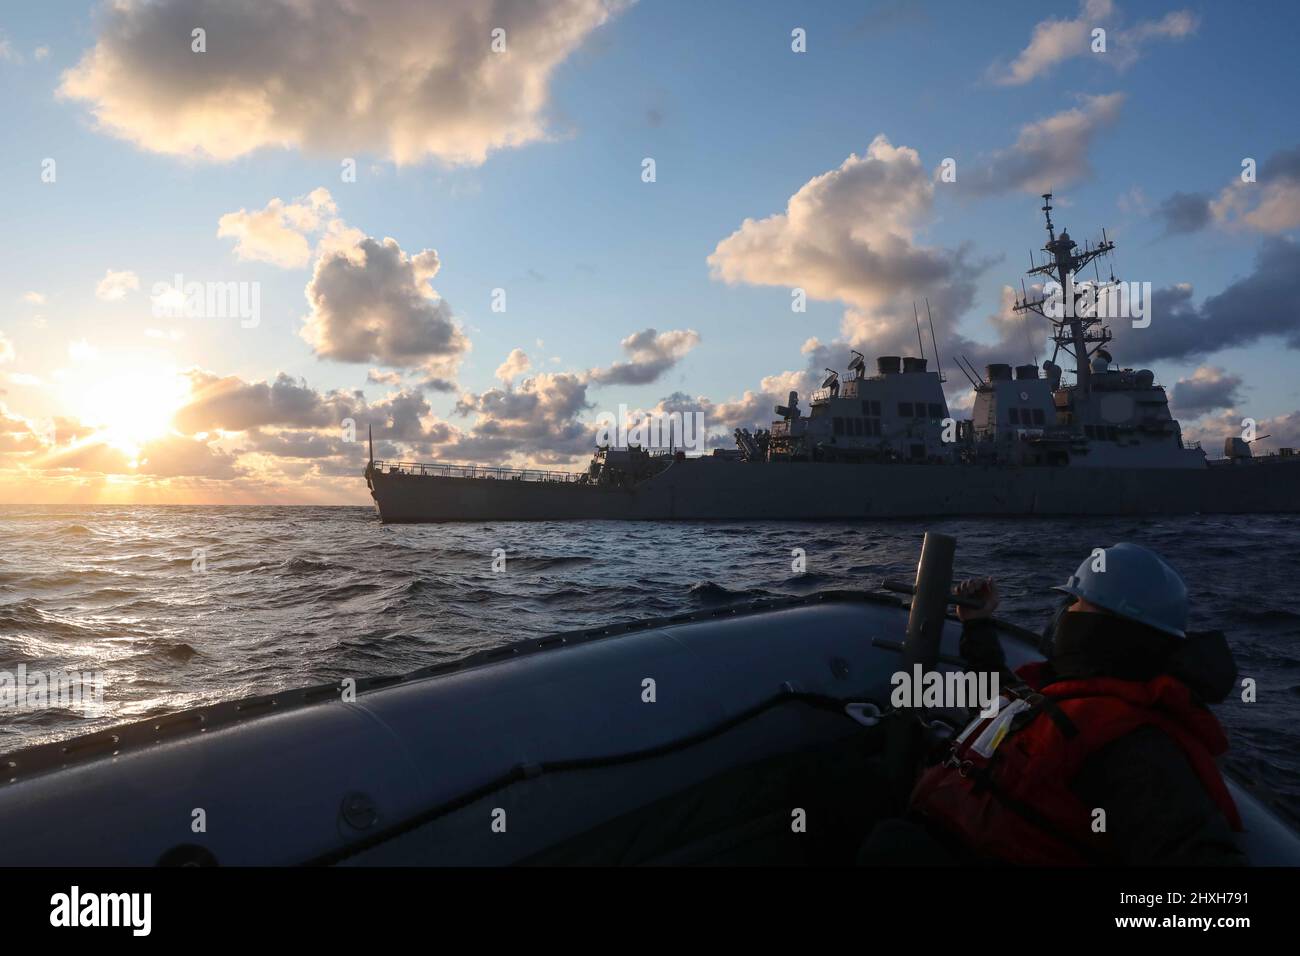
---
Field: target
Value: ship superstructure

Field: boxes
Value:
[739,194,1205,471]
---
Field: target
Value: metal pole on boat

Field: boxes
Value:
[365,424,375,485]
[885,531,957,809]
[902,532,956,673]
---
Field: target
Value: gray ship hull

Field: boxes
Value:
[368,456,1300,522]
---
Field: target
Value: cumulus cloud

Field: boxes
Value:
[10,364,483,485]
[1210,146,1300,234]
[0,332,14,364]
[217,187,359,268]
[0,406,46,455]
[302,236,470,370]
[588,328,699,385]
[495,348,531,383]
[962,93,1124,196]
[59,0,628,165]
[239,429,349,460]
[175,370,354,433]
[694,368,818,434]
[709,135,982,336]
[450,371,592,462]
[137,434,241,478]
[703,134,1067,417]
[1110,237,1300,362]
[1154,191,1212,235]
[989,0,1198,86]
[1153,146,1300,238]
[1181,408,1300,455]
[416,376,459,394]
[95,269,140,301]
[22,291,46,305]
[174,369,451,456]
[53,416,96,445]
[1170,366,1243,415]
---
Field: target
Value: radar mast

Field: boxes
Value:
[1012,193,1117,395]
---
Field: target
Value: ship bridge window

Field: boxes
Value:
[862,400,882,416]
[867,418,881,436]
[833,417,844,436]
[899,402,915,418]
[1008,408,1021,425]
[1032,408,1045,426]
[852,418,864,436]
[927,403,944,419]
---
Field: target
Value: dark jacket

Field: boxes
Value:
[957,617,1247,866]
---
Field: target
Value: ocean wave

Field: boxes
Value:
[3,504,1299,819]
[0,601,108,639]
[127,640,201,664]
[507,555,596,571]
[687,580,769,603]
[278,556,340,575]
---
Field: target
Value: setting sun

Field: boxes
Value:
[62,363,191,457]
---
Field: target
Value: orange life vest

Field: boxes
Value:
[909,662,1242,865]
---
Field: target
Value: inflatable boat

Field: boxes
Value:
[2,534,1297,866]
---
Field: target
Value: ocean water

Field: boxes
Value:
[2,505,1298,817]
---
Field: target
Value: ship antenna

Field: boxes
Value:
[925,298,945,383]
[955,360,979,389]
[1012,191,1116,397]
[913,301,926,359]
[960,354,985,386]
[1016,279,1038,367]
[368,423,374,467]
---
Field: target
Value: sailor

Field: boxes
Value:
[880,544,1246,866]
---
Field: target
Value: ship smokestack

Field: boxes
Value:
[877,356,901,375]
[986,364,1012,382]
[902,357,928,374]
[1015,364,1038,380]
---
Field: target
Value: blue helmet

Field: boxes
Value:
[1053,543,1189,638]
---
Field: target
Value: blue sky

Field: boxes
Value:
[1,0,1298,503]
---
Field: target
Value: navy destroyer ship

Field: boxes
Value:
[367,196,1300,521]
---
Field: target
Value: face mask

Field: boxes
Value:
[1049,610,1176,681]
[1039,597,1074,656]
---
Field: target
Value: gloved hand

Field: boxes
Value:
[955,577,999,622]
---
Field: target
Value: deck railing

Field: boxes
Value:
[370,459,583,482]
